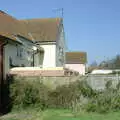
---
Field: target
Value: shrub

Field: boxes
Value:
[84,87,120,113]
[10,79,49,110]
[105,80,112,89]
[10,78,94,110]
[9,76,120,114]
[47,80,96,110]
[48,83,81,108]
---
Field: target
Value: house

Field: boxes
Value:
[0,11,43,79]
[0,11,66,79]
[19,18,66,68]
[0,10,37,112]
[0,11,31,79]
[0,10,66,111]
[65,52,87,75]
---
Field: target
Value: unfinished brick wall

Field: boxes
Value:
[9,68,79,77]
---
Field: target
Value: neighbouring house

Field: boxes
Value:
[19,18,66,68]
[91,69,113,74]
[65,52,87,75]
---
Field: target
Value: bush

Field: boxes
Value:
[84,87,120,113]
[47,80,97,110]
[10,78,94,110]
[9,76,120,113]
[48,83,81,108]
[10,79,49,110]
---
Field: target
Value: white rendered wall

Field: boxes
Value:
[40,44,56,68]
[65,64,86,75]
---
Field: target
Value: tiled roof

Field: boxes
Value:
[65,52,87,64]
[0,10,62,42]
[19,18,62,42]
[0,11,30,41]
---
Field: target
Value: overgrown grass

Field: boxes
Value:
[1,109,120,120]
[10,77,95,110]
[8,76,120,114]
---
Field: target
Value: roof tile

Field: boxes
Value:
[0,11,62,42]
[65,52,87,64]
[19,18,62,42]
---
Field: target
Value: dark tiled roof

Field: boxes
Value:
[65,52,87,64]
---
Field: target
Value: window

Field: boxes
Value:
[20,48,23,58]
[16,45,24,58]
[59,47,63,56]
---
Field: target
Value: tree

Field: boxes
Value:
[113,55,120,69]
[99,54,120,69]
[90,61,98,67]
[87,61,98,73]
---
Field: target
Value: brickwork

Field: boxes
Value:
[9,67,79,77]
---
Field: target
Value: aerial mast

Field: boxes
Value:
[53,8,64,18]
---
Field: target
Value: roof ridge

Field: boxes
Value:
[19,17,62,21]
[0,10,7,14]
[66,51,87,53]
[0,10,18,21]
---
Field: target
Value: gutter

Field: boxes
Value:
[35,41,56,45]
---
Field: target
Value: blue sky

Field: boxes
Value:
[1,0,120,64]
